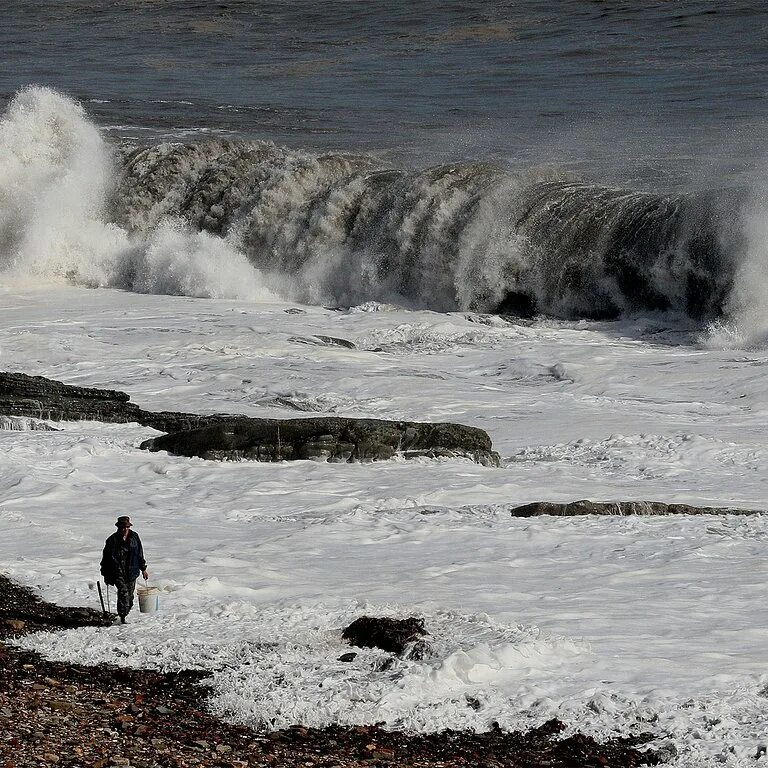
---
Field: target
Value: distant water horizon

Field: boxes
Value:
[3,1,768,190]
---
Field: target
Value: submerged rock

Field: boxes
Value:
[0,415,59,431]
[508,499,761,516]
[288,334,356,349]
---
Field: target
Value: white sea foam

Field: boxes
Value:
[3,86,768,767]
[356,321,509,354]
[0,87,276,301]
[0,416,58,431]
[15,603,587,732]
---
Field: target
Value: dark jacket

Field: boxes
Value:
[100,530,146,585]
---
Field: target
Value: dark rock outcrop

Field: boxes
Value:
[0,371,500,465]
[0,371,144,424]
[508,499,762,517]
[140,417,499,465]
[0,574,114,636]
[0,371,241,433]
[342,616,430,659]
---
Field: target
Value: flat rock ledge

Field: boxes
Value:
[0,575,670,768]
[509,500,763,517]
[0,371,499,466]
[140,417,499,465]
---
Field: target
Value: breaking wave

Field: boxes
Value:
[2,86,767,335]
[112,139,747,321]
[0,86,275,301]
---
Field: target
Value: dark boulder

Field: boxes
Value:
[342,616,430,658]
[140,417,500,465]
[508,499,761,516]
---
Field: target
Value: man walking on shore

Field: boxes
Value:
[100,516,149,624]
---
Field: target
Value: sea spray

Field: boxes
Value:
[0,87,275,301]
[705,187,768,349]
[0,87,753,322]
[119,220,277,300]
[0,85,125,283]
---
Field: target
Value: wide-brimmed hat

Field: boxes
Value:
[115,516,132,528]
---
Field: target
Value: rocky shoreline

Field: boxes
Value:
[0,575,669,768]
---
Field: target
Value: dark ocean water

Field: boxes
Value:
[3,1,768,189]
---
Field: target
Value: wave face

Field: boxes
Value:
[111,140,747,320]
[512,182,745,320]
[0,88,753,322]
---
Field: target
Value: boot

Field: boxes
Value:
[119,615,126,624]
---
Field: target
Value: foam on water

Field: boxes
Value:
[0,284,767,767]
[14,597,768,762]
[12,602,588,732]
[356,321,509,354]
[0,416,58,431]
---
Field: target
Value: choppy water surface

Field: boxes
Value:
[3,1,768,187]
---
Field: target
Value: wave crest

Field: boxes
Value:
[113,138,748,320]
[2,88,764,332]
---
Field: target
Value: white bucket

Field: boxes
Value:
[137,585,160,614]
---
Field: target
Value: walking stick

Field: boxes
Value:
[97,581,107,615]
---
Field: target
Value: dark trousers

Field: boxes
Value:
[115,573,137,618]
